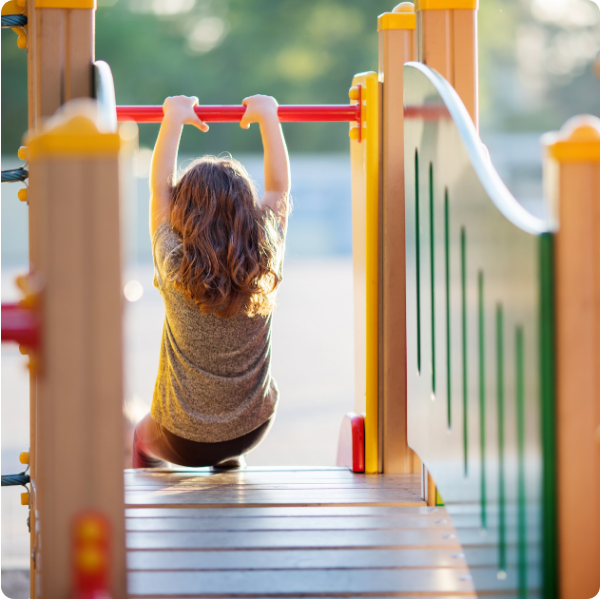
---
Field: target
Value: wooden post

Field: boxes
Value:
[415,0,478,128]
[25,2,96,596]
[377,4,420,474]
[26,100,133,599]
[544,116,600,599]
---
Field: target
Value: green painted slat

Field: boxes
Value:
[430,162,436,398]
[497,304,507,576]
[539,233,558,600]
[415,150,422,375]
[445,189,452,429]
[478,272,487,531]
[516,327,527,598]
[461,228,468,476]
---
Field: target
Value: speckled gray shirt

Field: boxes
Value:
[150,222,279,443]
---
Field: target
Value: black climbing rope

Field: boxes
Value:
[1,473,30,487]
[1,168,28,183]
[1,15,27,28]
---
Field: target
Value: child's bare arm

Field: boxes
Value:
[149,96,208,237]
[240,95,290,230]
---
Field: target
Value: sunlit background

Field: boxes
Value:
[2,0,600,575]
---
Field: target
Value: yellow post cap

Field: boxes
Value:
[21,492,30,506]
[545,115,600,163]
[348,86,360,101]
[349,126,360,141]
[378,2,416,30]
[415,0,478,10]
[17,188,28,202]
[1,0,24,15]
[26,99,137,160]
[19,452,30,465]
[18,146,27,161]
[35,0,96,8]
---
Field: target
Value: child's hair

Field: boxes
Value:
[168,156,282,318]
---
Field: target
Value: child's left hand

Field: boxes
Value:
[163,96,209,132]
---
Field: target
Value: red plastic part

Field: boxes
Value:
[72,511,111,599]
[116,104,361,124]
[336,412,365,473]
[1,303,39,350]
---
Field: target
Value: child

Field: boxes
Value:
[132,94,290,469]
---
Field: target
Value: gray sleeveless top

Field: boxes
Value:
[150,222,279,443]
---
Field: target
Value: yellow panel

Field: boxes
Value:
[35,0,96,8]
[377,12,416,31]
[415,0,478,10]
[350,71,380,474]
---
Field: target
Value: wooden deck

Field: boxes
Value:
[125,468,475,598]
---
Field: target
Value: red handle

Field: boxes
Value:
[1,303,40,350]
[116,104,361,124]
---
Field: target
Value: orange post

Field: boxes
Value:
[415,0,478,128]
[543,116,600,599]
[377,3,420,474]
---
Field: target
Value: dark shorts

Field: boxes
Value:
[132,413,272,468]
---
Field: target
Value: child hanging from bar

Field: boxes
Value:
[132,94,289,469]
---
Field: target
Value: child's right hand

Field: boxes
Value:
[163,96,209,132]
[240,95,279,129]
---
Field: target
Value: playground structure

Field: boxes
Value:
[1,0,599,598]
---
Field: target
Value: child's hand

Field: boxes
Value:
[240,95,279,129]
[163,96,209,132]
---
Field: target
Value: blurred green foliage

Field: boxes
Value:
[2,0,599,156]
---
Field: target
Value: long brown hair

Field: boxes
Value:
[168,156,282,318]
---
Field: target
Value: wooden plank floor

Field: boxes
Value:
[125,468,476,598]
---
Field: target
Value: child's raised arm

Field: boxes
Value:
[240,95,290,231]
[149,96,208,237]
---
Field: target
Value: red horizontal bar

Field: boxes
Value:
[1,303,40,350]
[116,104,360,124]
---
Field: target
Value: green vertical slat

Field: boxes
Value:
[478,272,487,530]
[496,304,507,574]
[516,326,527,598]
[430,163,436,397]
[539,233,558,599]
[461,228,468,475]
[415,150,421,375]
[445,189,451,429]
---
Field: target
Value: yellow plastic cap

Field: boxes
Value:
[21,492,29,506]
[1,1,23,15]
[546,115,600,162]
[415,0,478,9]
[378,3,416,30]
[348,86,360,101]
[26,99,137,160]
[17,188,28,202]
[19,452,30,465]
[349,126,360,141]
[36,0,96,8]
[17,146,27,161]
